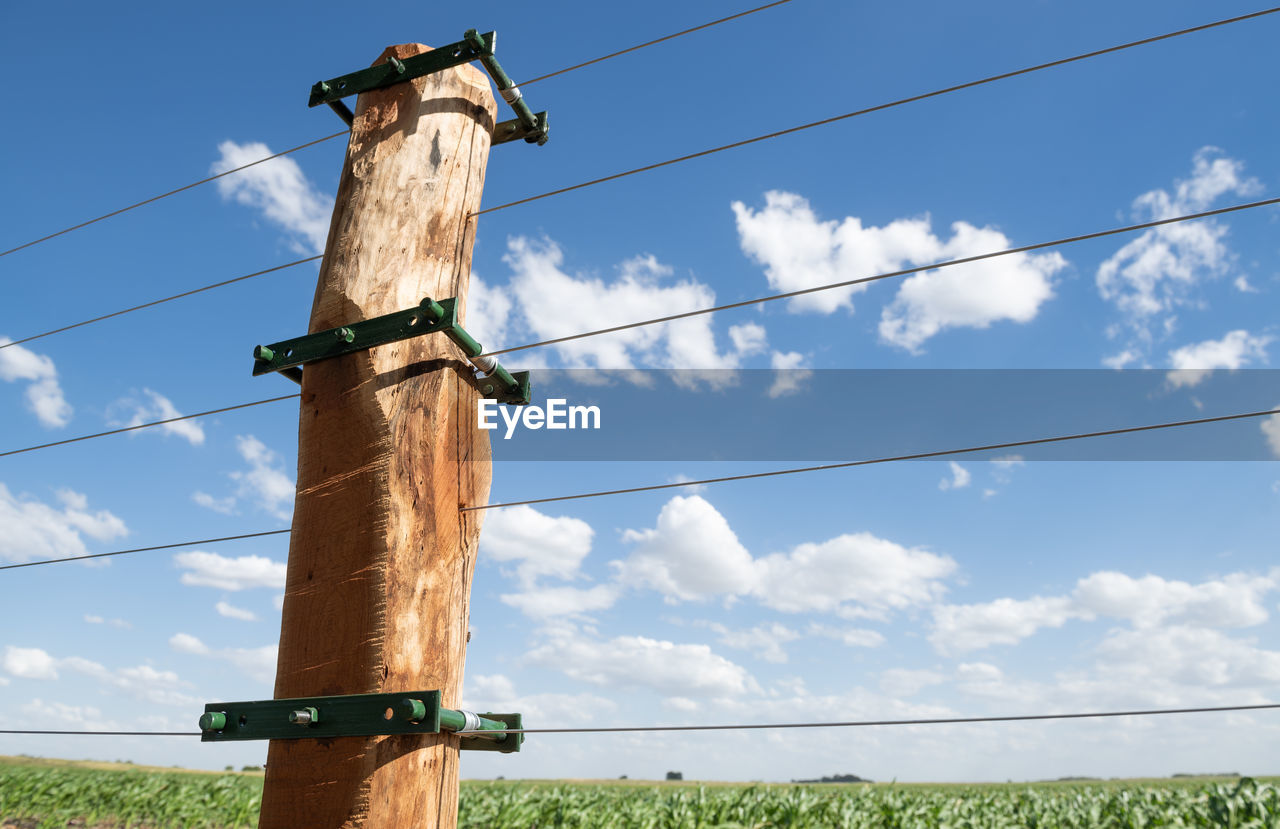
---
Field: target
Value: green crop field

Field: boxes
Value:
[1,756,1277,828]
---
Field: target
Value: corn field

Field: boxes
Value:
[1,760,1278,828]
[458,779,1280,828]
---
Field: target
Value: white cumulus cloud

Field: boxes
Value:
[194,435,295,521]
[174,550,287,591]
[767,350,811,398]
[615,496,955,619]
[705,622,800,664]
[4,647,198,706]
[461,672,617,725]
[807,623,886,649]
[1073,570,1274,629]
[878,225,1064,353]
[212,140,331,255]
[526,625,756,697]
[730,191,1064,352]
[109,389,205,445]
[3,646,59,679]
[931,596,1076,655]
[480,505,594,588]
[930,568,1278,654]
[1097,147,1262,360]
[503,237,765,373]
[501,584,619,619]
[169,633,210,655]
[732,191,938,315]
[615,496,758,601]
[0,484,127,564]
[752,532,954,618]
[938,461,971,491]
[879,668,947,697]
[1263,407,1280,459]
[0,338,72,427]
[215,600,259,622]
[168,633,277,683]
[465,273,513,351]
[1165,329,1271,388]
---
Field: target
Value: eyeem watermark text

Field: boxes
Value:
[478,398,601,440]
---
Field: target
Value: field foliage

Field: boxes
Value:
[1,757,1277,828]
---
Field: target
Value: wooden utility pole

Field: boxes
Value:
[258,43,496,828]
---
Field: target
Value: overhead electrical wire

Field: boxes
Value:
[5,702,1276,739]
[0,133,347,260]
[0,730,198,737]
[472,6,1280,217]
[4,5,1271,258]
[516,0,796,86]
[0,529,291,572]
[9,407,1275,568]
[461,408,1280,511]
[0,395,300,459]
[0,256,321,351]
[6,10,1277,352]
[9,195,1279,359]
[459,703,1280,735]
[0,0,797,260]
[481,196,1280,358]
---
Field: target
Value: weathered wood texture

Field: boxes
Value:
[259,44,496,829]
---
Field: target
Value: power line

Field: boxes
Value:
[518,0,796,86]
[6,702,1275,739]
[463,703,1280,735]
[0,1,799,260]
[10,193,1276,363]
[0,133,347,260]
[462,407,1280,511]
[0,730,198,737]
[0,529,291,572]
[12,195,1274,359]
[473,6,1280,218]
[0,256,320,352]
[0,395,300,460]
[481,196,1280,359]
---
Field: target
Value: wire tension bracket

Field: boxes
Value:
[251,296,532,406]
[198,690,522,753]
[309,28,549,147]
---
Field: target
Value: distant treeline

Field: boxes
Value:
[791,773,873,784]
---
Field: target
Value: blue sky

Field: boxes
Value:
[1,0,1278,783]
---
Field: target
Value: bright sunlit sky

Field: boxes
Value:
[1,0,1278,783]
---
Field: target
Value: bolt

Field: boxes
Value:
[387,56,406,74]
[398,698,428,722]
[199,712,227,731]
[288,707,319,725]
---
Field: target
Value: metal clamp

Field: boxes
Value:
[199,690,522,753]
[310,29,549,146]
[251,296,532,405]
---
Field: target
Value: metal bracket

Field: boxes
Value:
[198,690,522,753]
[493,111,549,146]
[310,29,549,146]
[251,297,532,406]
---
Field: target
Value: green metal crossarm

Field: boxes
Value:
[251,296,532,405]
[308,29,549,147]
[251,297,458,378]
[198,690,522,753]
[308,32,494,108]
